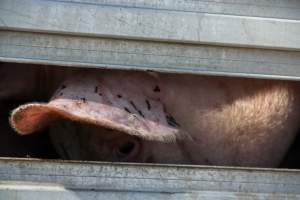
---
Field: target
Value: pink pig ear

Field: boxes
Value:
[10,72,186,143]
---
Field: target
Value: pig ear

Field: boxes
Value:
[10,101,184,143]
[10,103,59,135]
[10,73,189,143]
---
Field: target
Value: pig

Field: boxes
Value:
[49,120,190,164]
[5,63,300,167]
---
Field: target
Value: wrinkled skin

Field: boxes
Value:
[2,62,300,167]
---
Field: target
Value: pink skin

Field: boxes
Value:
[4,63,300,167]
[48,71,300,167]
[159,74,300,167]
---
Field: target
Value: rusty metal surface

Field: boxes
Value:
[0,158,299,199]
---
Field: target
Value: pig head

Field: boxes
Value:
[9,69,300,167]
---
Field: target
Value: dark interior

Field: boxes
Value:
[0,62,299,169]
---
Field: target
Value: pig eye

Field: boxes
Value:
[118,141,135,155]
[115,139,139,161]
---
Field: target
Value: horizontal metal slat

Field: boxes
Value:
[1,0,300,78]
[1,185,300,200]
[1,0,300,50]
[0,158,299,199]
[1,31,300,80]
[47,0,300,20]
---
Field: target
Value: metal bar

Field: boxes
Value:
[38,0,300,20]
[0,158,299,199]
[1,185,300,200]
[1,31,300,80]
[1,0,300,50]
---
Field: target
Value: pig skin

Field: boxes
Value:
[4,63,300,167]
[48,71,300,167]
[159,74,300,167]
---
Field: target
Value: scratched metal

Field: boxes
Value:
[42,0,300,20]
[0,158,299,199]
[1,31,300,80]
[0,0,300,50]
[0,0,300,78]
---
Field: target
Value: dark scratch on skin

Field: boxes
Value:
[153,85,160,92]
[163,104,179,127]
[98,93,102,96]
[117,94,122,98]
[138,110,145,118]
[130,101,145,118]
[166,115,180,128]
[94,86,98,93]
[129,101,138,111]
[145,100,151,110]
[81,98,86,103]
[124,107,131,113]
[132,114,139,120]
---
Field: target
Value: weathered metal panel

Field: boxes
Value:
[1,186,300,200]
[0,0,300,50]
[0,1,300,199]
[0,0,300,78]
[48,0,300,20]
[1,30,300,80]
[0,158,299,199]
